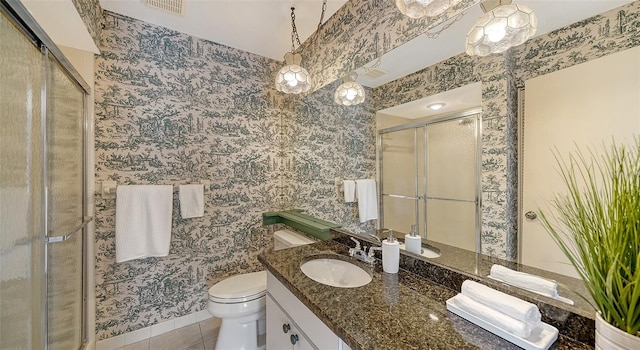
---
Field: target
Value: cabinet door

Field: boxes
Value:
[266,295,315,350]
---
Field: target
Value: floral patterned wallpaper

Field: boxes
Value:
[70,0,102,48]
[373,0,640,259]
[93,10,376,339]
[92,0,640,341]
[281,82,377,235]
[94,11,285,339]
[373,53,517,259]
[512,0,640,84]
[300,0,482,90]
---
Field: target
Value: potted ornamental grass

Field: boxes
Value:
[538,139,640,349]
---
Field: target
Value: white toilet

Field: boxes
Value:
[207,229,315,350]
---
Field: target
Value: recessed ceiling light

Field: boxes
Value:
[428,103,445,111]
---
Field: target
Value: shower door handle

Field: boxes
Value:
[46,216,93,244]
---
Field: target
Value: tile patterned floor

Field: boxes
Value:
[115,318,221,350]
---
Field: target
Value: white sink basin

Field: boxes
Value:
[300,258,372,288]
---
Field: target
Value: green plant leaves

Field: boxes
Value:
[539,139,640,336]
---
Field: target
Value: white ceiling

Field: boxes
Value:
[22,0,100,53]
[99,1,633,88]
[378,82,483,121]
[99,0,347,61]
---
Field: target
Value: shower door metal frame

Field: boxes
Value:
[1,1,91,349]
[377,108,482,252]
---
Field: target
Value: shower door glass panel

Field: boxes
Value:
[0,11,45,349]
[426,117,476,201]
[381,196,417,234]
[426,116,478,251]
[380,127,420,233]
[381,128,417,196]
[426,200,477,251]
[378,111,480,252]
[46,55,85,350]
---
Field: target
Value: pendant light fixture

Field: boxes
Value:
[466,0,537,56]
[334,71,365,106]
[396,0,462,19]
[275,7,312,94]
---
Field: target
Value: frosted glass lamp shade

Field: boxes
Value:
[275,52,312,94]
[334,72,365,106]
[466,4,537,56]
[396,0,462,18]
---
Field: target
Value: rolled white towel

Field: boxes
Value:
[490,265,558,298]
[461,280,541,326]
[453,294,534,338]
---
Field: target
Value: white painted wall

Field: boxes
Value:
[20,0,99,53]
[522,46,640,278]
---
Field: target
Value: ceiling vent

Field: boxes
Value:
[144,0,185,16]
[362,68,387,79]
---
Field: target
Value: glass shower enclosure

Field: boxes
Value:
[0,3,90,349]
[378,109,482,253]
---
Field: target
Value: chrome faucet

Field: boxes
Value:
[367,232,381,243]
[367,246,382,263]
[349,237,379,266]
[349,237,365,259]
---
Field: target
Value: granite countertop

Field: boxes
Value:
[343,228,594,319]
[258,240,593,350]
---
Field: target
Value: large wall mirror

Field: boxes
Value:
[321,0,640,317]
[519,45,640,279]
[376,83,482,253]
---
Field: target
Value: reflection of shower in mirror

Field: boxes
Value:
[377,108,482,255]
[458,117,475,126]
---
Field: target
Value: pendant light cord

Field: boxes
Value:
[290,1,327,53]
[290,7,301,52]
[317,0,327,31]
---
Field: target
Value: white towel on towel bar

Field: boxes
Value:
[343,180,356,203]
[116,185,173,263]
[355,179,378,223]
[461,280,542,326]
[179,184,204,218]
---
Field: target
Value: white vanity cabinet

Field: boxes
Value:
[266,271,351,350]
[266,296,314,350]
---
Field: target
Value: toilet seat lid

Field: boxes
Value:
[209,270,267,302]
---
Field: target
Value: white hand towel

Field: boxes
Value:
[461,280,542,326]
[343,180,356,203]
[355,179,378,223]
[453,294,534,338]
[179,184,204,218]
[116,185,173,263]
[490,264,558,298]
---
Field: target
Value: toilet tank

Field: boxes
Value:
[273,229,315,251]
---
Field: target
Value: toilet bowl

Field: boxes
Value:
[207,229,315,350]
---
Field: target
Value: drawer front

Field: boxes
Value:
[267,271,341,349]
[266,295,314,350]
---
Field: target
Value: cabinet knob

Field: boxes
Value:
[525,211,537,220]
[282,323,291,333]
[290,334,299,345]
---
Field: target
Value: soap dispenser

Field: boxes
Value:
[405,224,422,255]
[382,229,400,273]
